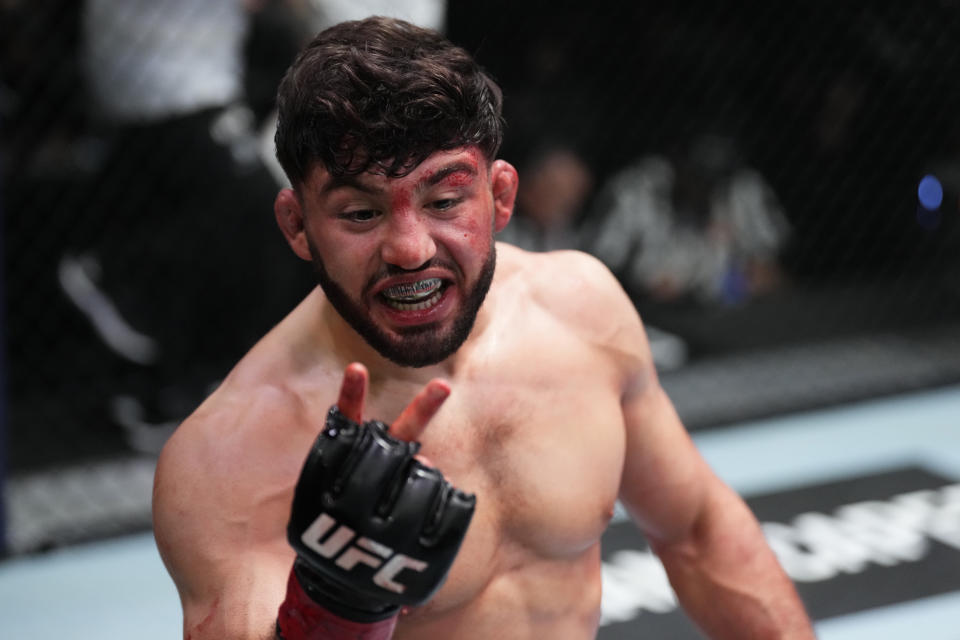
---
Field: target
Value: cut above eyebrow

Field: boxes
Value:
[318,161,479,196]
[417,162,479,190]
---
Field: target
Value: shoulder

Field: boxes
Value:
[151,293,334,636]
[154,368,310,547]
[153,380,298,540]
[157,287,341,486]
[153,297,341,525]
[498,243,622,295]
[154,354,323,522]
[158,378,303,476]
[499,245,639,326]
[496,244,653,373]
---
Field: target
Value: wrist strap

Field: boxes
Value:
[277,568,399,640]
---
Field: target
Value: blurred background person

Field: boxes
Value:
[586,132,791,307]
[58,0,312,451]
[64,0,447,451]
[497,141,595,252]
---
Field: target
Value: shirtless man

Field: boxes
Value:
[153,16,815,640]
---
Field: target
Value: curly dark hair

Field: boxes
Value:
[275,16,505,186]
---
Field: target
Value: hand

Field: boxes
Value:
[286,363,475,622]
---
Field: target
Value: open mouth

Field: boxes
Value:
[378,277,447,311]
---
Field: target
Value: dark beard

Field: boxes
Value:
[309,246,497,368]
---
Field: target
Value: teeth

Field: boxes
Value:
[381,278,444,311]
[386,290,442,311]
[382,278,442,301]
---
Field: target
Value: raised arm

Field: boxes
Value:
[618,332,815,637]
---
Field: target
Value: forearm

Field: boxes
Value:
[650,486,814,639]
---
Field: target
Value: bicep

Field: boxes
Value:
[618,370,714,545]
[557,251,716,542]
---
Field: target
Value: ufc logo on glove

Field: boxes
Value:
[280,405,475,638]
[301,513,429,594]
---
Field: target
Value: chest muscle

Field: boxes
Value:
[411,345,626,612]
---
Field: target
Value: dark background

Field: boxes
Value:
[2,0,960,555]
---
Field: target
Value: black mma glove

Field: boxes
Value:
[282,406,476,629]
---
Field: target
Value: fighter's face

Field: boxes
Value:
[292,147,513,367]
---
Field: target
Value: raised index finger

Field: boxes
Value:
[390,379,451,442]
[336,363,368,423]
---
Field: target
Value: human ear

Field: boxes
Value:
[490,160,518,233]
[274,188,312,262]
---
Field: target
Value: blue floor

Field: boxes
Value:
[694,385,960,640]
[2,385,959,639]
[0,532,180,639]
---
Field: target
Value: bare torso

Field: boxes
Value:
[156,245,642,639]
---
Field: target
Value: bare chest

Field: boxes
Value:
[432,382,623,544]
[396,352,626,617]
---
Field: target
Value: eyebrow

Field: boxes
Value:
[319,161,479,196]
[416,162,479,191]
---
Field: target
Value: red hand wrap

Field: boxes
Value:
[277,569,399,640]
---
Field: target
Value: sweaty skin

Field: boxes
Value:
[153,148,814,639]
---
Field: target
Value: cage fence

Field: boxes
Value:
[2,0,960,555]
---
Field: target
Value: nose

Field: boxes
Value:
[380,212,437,270]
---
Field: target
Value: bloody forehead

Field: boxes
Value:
[315,151,484,196]
[414,161,480,190]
